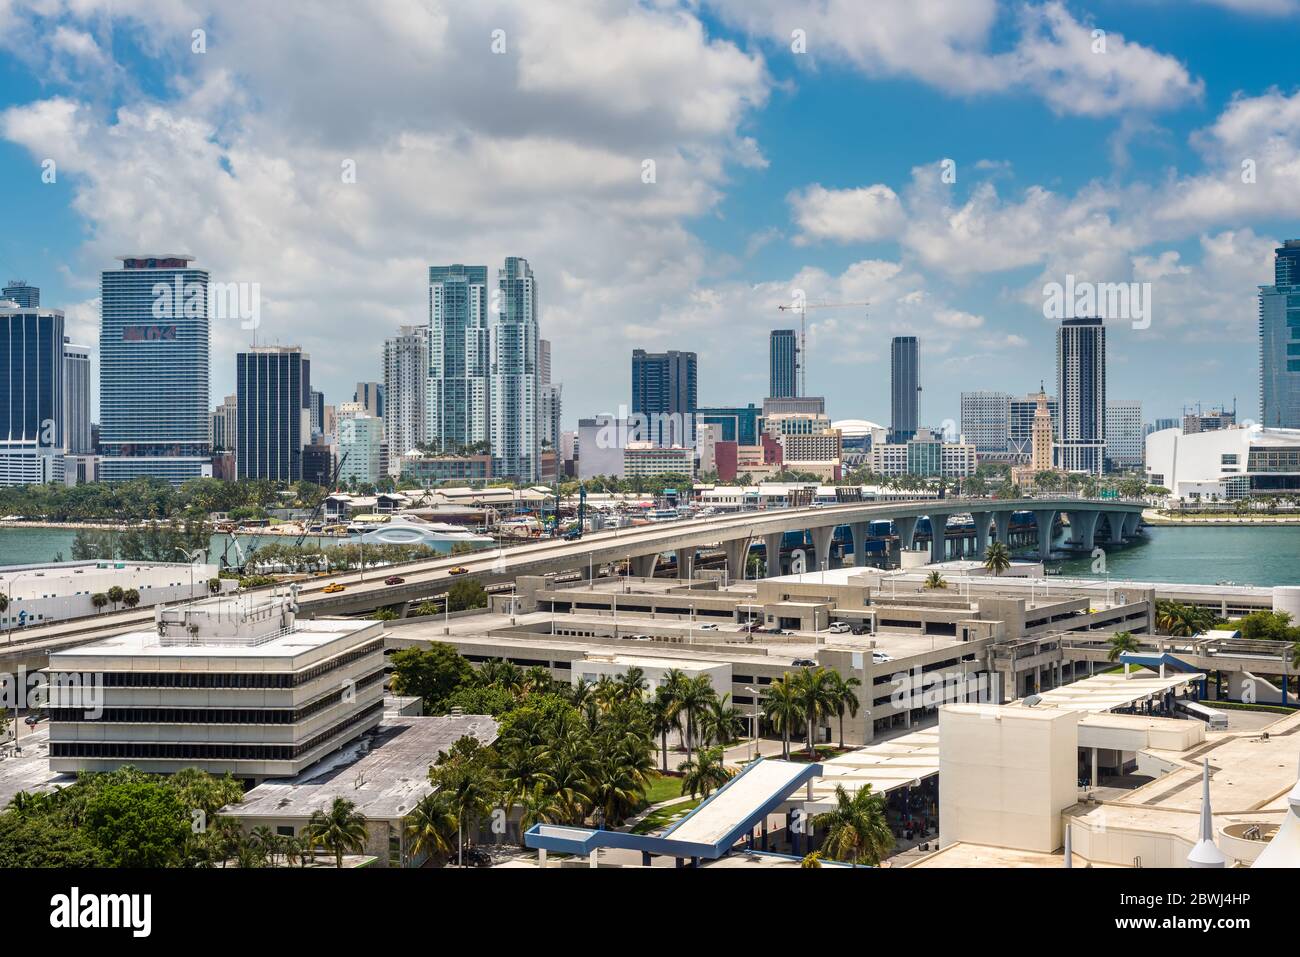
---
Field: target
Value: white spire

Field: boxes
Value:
[1253,753,1300,868]
[1187,759,1226,868]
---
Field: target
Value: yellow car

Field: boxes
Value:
[323,583,346,594]
[448,566,469,576]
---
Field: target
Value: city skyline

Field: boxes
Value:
[3,3,1299,429]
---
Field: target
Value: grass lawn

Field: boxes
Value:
[632,798,701,835]
[642,773,684,805]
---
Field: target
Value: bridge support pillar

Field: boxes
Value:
[1067,510,1100,551]
[763,533,784,578]
[1032,509,1058,561]
[629,554,658,579]
[928,513,952,565]
[809,525,835,573]
[849,522,869,567]
[1124,511,1142,537]
[722,537,753,582]
[895,515,918,551]
[675,548,695,580]
[970,511,991,559]
[993,511,1012,547]
[1106,511,1127,545]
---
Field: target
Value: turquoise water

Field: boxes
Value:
[0,527,354,567]
[1049,525,1300,586]
[2,523,1298,586]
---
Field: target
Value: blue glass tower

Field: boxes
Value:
[1259,240,1300,429]
[0,303,64,485]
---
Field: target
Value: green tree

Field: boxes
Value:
[814,783,894,867]
[406,792,458,864]
[1106,631,1141,662]
[827,671,862,749]
[983,541,1012,576]
[106,585,125,610]
[303,797,369,869]
[762,674,802,760]
[428,736,499,866]
[388,643,473,713]
[122,588,141,609]
[924,571,947,590]
[681,746,733,799]
[446,577,488,612]
[82,779,191,867]
[791,667,839,758]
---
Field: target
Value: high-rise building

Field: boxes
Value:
[769,329,798,399]
[1009,394,1060,455]
[353,381,384,419]
[210,395,237,452]
[384,325,428,474]
[1056,317,1106,476]
[236,346,310,482]
[632,348,697,445]
[492,256,540,482]
[428,264,490,454]
[960,391,1012,453]
[697,404,761,447]
[63,340,92,455]
[889,336,919,443]
[1182,405,1236,434]
[2,280,39,309]
[539,337,562,453]
[99,255,211,482]
[1106,400,1144,470]
[1259,240,1300,429]
[338,415,384,486]
[308,389,325,437]
[0,302,65,485]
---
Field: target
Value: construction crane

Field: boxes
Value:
[295,449,349,549]
[776,299,869,396]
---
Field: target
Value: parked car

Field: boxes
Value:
[323,583,346,594]
[448,566,469,576]
[24,715,41,726]
[828,622,851,634]
[563,530,582,541]
[851,625,869,635]
[792,657,817,667]
[384,576,405,585]
[464,846,493,868]
[699,623,718,630]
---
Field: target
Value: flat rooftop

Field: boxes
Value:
[226,713,498,821]
[1017,671,1204,714]
[51,617,374,661]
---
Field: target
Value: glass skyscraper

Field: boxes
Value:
[889,336,919,443]
[491,256,539,482]
[236,346,310,482]
[1259,240,1300,429]
[99,255,211,482]
[63,341,92,455]
[1056,317,1106,476]
[428,264,489,454]
[631,348,697,446]
[0,302,65,485]
[2,281,39,309]
[769,329,797,399]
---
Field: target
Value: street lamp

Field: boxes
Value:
[745,687,764,761]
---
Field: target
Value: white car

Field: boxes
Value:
[699,623,718,630]
[828,622,851,634]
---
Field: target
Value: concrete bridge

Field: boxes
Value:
[0,496,1143,670]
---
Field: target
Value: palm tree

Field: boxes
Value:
[1106,630,1141,663]
[983,541,1012,576]
[429,746,498,866]
[617,666,648,700]
[762,675,802,760]
[923,571,947,590]
[516,784,564,847]
[826,671,862,749]
[106,585,124,610]
[477,658,524,691]
[522,665,554,695]
[303,797,369,869]
[649,686,682,772]
[800,851,824,868]
[791,667,839,759]
[700,693,745,750]
[122,587,141,609]
[406,792,457,865]
[681,746,733,799]
[814,783,894,867]
[675,674,717,756]
[250,825,281,866]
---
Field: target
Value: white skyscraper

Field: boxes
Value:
[427,265,490,453]
[491,257,539,482]
[1105,400,1144,470]
[384,325,429,475]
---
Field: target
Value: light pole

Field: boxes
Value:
[175,547,198,601]
[745,687,764,762]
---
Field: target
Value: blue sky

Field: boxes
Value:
[1,0,1299,431]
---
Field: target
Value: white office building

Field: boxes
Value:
[338,414,384,486]
[1145,425,1300,500]
[1105,400,1144,470]
[384,325,429,475]
[960,392,1012,453]
[47,592,386,781]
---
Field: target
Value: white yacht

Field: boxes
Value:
[352,515,494,550]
